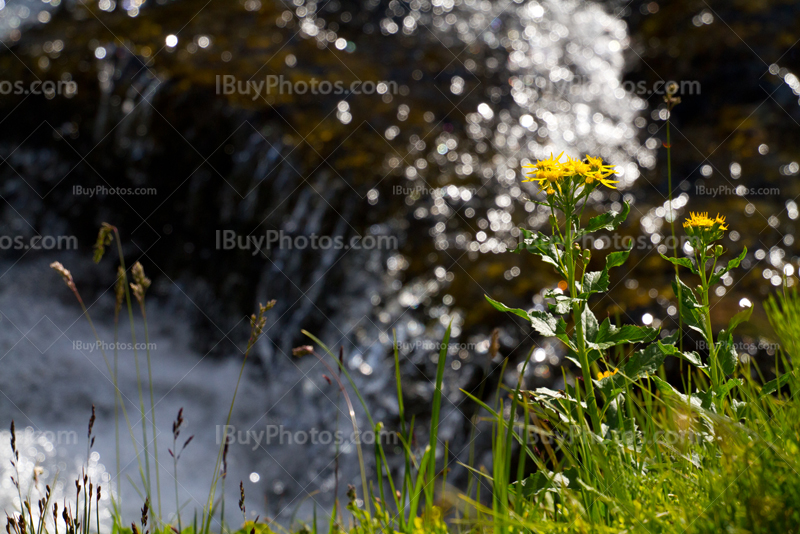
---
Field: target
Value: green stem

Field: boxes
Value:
[565,207,602,433]
[140,302,162,521]
[174,438,182,533]
[113,231,152,507]
[666,109,683,354]
[202,324,263,534]
[697,248,720,392]
[113,314,121,505]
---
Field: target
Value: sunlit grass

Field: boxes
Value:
[8,155,800,533]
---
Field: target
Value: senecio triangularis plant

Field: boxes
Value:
[486,153,752,473]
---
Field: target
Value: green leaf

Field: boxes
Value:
[597,342,672,396]
[672,276,709,341]
[603,395,637,437]
[595,319,659,347]
[656,341,708,370]
[525,387,587,425]
[581,202,631,235]
[512,228,567,278]
[716,338,739,375]
[709,247,747,286]
[508,468,579,498]
[545,292,583,315]
[583,270,609,295]
[624,343,668,378]
[486,295,573,349]
[485,295,532,322]
[718,378,742,399]
[581,305,599,343]
[724,305,754,335]
[581,243,632,297]
[659,253,696,274]
[761,372,793,397]
[606,246,632,270]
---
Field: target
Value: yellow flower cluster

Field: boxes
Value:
[683,212,727,230]
[597,368,619,380]
[683,211,728,244]
[522,153,618,195]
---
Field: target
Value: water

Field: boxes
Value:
[0,0,655,526]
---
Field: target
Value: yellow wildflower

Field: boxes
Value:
[584,156,619,189]
[563,156,592,176]
[597,368,619,380]
[683,212,727,231]
[522,152,566,189]
[586,155,617,177]
[683,212,728,244]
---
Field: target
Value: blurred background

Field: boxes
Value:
[0,0,798,527]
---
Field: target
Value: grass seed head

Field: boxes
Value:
[92,223,115,264]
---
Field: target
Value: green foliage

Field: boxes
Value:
[20,205,800,534]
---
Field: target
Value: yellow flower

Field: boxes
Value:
[522,153,618,193]
[584,156,619,189]
[585,171,619,189]
[597,368,619,380]
[563,156,592,176]
[586,155,617,177]
[683,212,728,244]
[522,152,566,189]
[683,212,727,230]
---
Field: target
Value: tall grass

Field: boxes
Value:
[10,193,800,534]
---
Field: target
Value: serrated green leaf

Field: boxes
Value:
[485,295,532,322]
[583,270,609,295]
[581,202,631,234]
[512,228,567,278]
[581,305,599,343]
[595,319,659,347]
[718,378,742,399]
[659,253,696,274]
[525,387,586,425]
[673,276,709,341]
[724,305,753,335]
[581,243,631,297]
[624,343,668,378]
[656,341,708,370]
[486,295,574,348]
[710,247,747,286]
[546,293,583,315]
[717,338,739,375]
[761,372,793,397]
[605,246,632,269]
[597,342,671,396]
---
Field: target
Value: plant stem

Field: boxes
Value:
[112,231,152,508]
[666,106,683,354]
[139,301,162,520]
[565,206,602,433]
